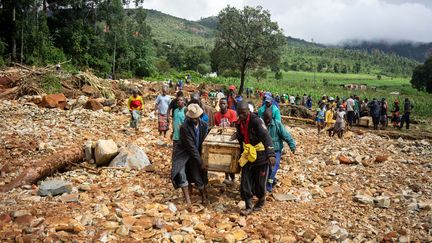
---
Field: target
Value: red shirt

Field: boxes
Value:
[214,109,237,126]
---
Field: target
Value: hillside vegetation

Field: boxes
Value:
[144,9,418,77]
[145,9,215,48]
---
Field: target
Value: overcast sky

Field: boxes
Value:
[141,0,432,44]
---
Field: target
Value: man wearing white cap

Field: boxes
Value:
[171,104,209,208]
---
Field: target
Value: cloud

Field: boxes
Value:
[142,0,432,44]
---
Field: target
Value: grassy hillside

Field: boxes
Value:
[145,9,215,48]
[145,9,419,76]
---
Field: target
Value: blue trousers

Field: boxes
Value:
[267,151,281,191]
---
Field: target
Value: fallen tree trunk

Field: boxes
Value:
[0,86,18,98]
[281,115,315,124]
[0,146,84,192]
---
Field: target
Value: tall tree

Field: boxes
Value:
[215,6,285,94]
[411,57,432,93]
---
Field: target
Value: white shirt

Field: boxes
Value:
[346,98,355,112]
[289,96,295,104]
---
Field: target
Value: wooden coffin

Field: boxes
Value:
[359,116,371,127]
[202,127,241,173]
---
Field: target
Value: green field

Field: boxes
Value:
[190,71,432,119]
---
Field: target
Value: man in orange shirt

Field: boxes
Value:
[214,98,238,185]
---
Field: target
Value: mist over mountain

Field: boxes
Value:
[341,40,432,62]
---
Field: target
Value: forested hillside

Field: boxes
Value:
[343,40,432,63]
[0,2,420,78]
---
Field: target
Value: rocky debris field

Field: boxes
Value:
[1,93,432,242]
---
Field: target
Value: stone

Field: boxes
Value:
[237,217,247,227]
[76,95,89,106]
[84,99,103,111]
[224,234,236,243]
[80,215,93,226]
[281,235,297,243]
[103,221,119,230]
[418,201,432,210]
[60,193,79,203]
[40,94,67,109]
[384,231,398,241]
[232,229,248,241]
[84,141,94,162]
[273,193,298,201]
[81,84,96,95]
[167,202,177,213]
[338,155,352,164]
[407,202,419,211]
[95,204,110,217]
[302,229,316,240]
[116,225,129,236]
[14,215,35,225]
[94,139,119,166]
[216,222,232,230]
[135,217,153,230]
[153,218,165,229]
[47,217,85,233]
[108,143,150,169]
[0,213,12,226]
[171,234,184,243]
[38,179,72,196]
[398,235,410,243]
[375,155,389,163]
[122,216,137,228]
[353,194,374,205]
[327,223,348,241]
[12,210,31,218]
[181,226,196,234]
[374,196,390,208]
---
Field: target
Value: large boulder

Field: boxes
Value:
[81,84,97,95]
[109,144,151,169]
[94,140,119,166]
[84,99,103,111]
[40,94,67,109]
[38,179,72,196]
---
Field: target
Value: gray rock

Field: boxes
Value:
[374,196,391,208]
[108,143,150,169]
[407,202,419,212]
[38,179,72,196]
[95,139,119,166]
[84,141,94,162]
[327,223,349,241]
[167,202,177,213]
[273,193,298,202]
[353,195,374,205]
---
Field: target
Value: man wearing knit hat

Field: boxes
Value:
[171,104,209,209]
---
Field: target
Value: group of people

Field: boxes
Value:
[128,85,296,215]
[126,83,415,215]
[312,95,414,136]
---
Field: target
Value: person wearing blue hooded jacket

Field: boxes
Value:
[263,109,296,192]
[258,96,282,122]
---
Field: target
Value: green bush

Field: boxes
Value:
[40,74,62,94]
[221,69,240,78]
[197,63,211,75]
[155,59,171,74]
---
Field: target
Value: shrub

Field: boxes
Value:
[40,74,62,94]
[197,63,211,75]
